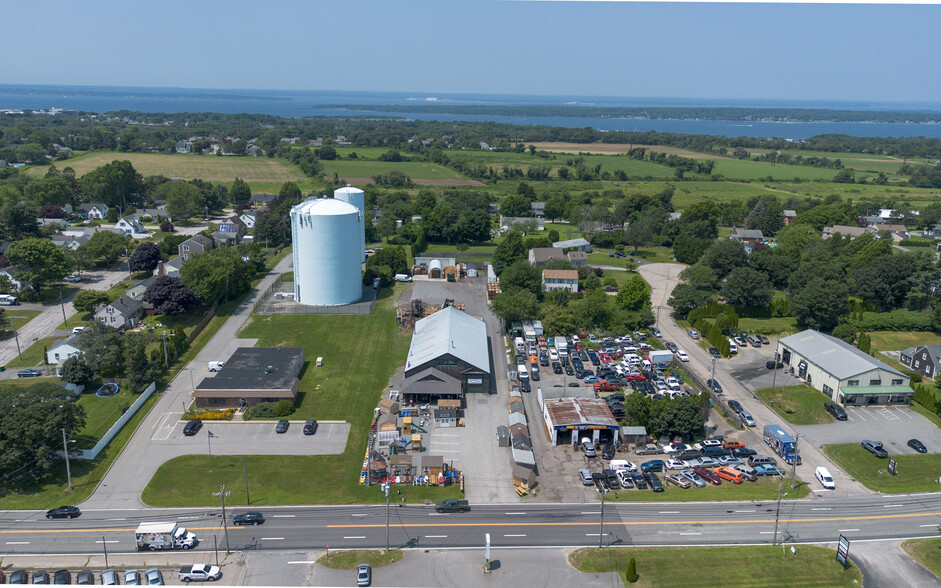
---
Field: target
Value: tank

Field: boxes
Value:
[291,197,363,306]
[334,185,366,261]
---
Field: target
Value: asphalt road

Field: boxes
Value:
[2,495,939,556]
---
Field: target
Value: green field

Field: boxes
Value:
[756,385,833,425]
[607,475,809,502]
[321,159,473,182]
[5,336,58,368]
[32,151,307,185]
[318,549,405,570]
[73,389,138,449]
[902,538,941,580]
[824,443,941,493]
[868,331,941,352]
[573,154,678,178]
[569,545,862,587]
[4,309,41,330]
[712,158,848,181]
[736,317,799,335]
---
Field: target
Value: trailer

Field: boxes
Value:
[648,350,674,367]
[762,424,799,460]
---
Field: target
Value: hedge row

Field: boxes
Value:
[848,310,934,331]
[694,317,731,357]
[244,399,295,419]
[912,384,941,418]
[899,238,935,247]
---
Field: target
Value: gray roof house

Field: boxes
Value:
[95,296,144,330]
[153,256,184,277]
[76,203,108,219]
[403,306,491,398]
[49,234,90,250]
[179,234,212,262]
[46,334,84,366]
[126,275,159,300]
[552,238,592,252]
[528,247,565,266]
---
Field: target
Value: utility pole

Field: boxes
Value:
[711,357,718,388]
[772,476,785,546]
[242,455,250,505]
[382,481,391,551]
[11,315,21,360]
[162,330,169,369]
[771,350,779,394]
[790,435,800,490]
[213,484,231,553]
[62,428,72,490]
[102,535,109,569]
[59,291,67,326]
[598,487,608,548]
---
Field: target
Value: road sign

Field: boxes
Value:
[836,534,850,566]
[888,458,897,476]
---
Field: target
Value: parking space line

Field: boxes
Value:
[343,536,366,539]
[425,535,448,538]
[839,528,859,532]
[262,537,284,540]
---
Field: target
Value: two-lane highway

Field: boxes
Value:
[3,495,940,556]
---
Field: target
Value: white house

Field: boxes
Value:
[239,212,256,229]
[94,296,144,330]
[542,269,579,293]
[77,203,109,220]
[46,334,83,365]
[552,238,592,252]
[113,218,148,237]
[0,268,24,290]
[49,234,90,251]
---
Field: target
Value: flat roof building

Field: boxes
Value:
[194,347,305,409]
[542,397,620,446]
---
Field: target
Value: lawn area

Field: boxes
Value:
[868,331,941,352]
[37,286,79,304]
[736,317,799,335]
[5,336,58,368]
[824,443,941,493]
[545,222,583,241]
[73,389,139,449]
[4,309,41,329]
[321,160,468,181]
[902,538,941,580]
[755,385,833,425]
[607,476,809,502]
[32,152,307,186]
[569,545,862,587]
[318,549,404,570]
[629,247,676,264]
[712,158,847,181]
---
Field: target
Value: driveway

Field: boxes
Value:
[638,263,872,497]
[796,405,941,455]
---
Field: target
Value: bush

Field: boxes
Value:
[626,557,638,583]
[849,310,933,332]
[184,408,235,421]
[244,399,295,419]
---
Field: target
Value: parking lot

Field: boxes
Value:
[150,415,350,455]
[795,405,941,455]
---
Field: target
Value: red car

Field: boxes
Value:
[624,373,647,381]
[693,467,722,485]
[593,380,621,392]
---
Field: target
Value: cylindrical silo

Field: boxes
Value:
[334,185,366,261]
[291,197,363,306]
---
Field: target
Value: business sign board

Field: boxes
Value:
[836,534,850,566]
[888,458,897,476]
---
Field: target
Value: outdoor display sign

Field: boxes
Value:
[836,534,850,566]
[888,458,897,475]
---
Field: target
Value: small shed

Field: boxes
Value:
[389,454,413,476]
[512,465,537,490]
[418,455,444,483]
[379,397,400,415]
[512,433,532,451]
[410,433,422,452]
[509,389,522,400]
[621,426,648,445]
[496,425,510,447]
[508,400,525,414]
[508,412,528,428]
[434,408,458,428]
[512,448,536,468]
[509,423,529,438]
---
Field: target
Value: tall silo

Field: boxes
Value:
[291,197,362,306]
[334,185,366,261]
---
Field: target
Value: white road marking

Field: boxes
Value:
[504,534,526,537]
[262,537,284,540]
[288,561,317,564]
[883,504,903,508]
[151,411,180,441]
[505,512,526,515]
[585,533,605,536]
[734,510,755,513]
[343,536,366,539]
[659,511,680,514]
[920,524,937,528]
[107,517,127,520]
[273,514,296,518]
[811,508,831,511]
[351,514,370,517]
[95,540,120,544]
[425,535,448,538]
[839,529,860,532]
[428,513,447,516]
[759,532,775,534]
[6,541,30,544]
[680,532,702,535]
[433,442,461,445]
[581,511,601,515]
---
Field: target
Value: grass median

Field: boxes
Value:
[605,475,808,502]
[902,538,941,580]
[318,549,404,569]
[756,385,833,425]
[824,443,941,493]
[569,545,862,587]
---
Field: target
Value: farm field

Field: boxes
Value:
[868,331,941,352]
[33,152,307,185]
[531,142,719,159]
[711,158,850,181]
[321,159,482,185]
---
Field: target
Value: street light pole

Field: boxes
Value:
[162,330,169,369]
[11,315,21,360]
[598,487,608,548]
[59,291,67,326]
[790,435,800,490]
[102,535,109,569]
[62,428,72,490]
[772,476,785,546]
[382,481,391,551]
[242,454,250,505]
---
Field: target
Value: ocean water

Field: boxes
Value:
[2,84,941,140]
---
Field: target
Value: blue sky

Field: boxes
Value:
[3,1,939,102]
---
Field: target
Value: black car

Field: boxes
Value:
[825,401,847,421]
[552,362,563,374]
[602,443,615,460]
[759,335,770,345]
[766,360,784,369]
[908,438,928,453]
[76,571,94,585]
[53,570,71,585]
[521,379,532,392]
[10,570,28,584]
[234,511,265,525]
[602,468,620,489]
[531,369,540,381]
[539,355,549,367]
[606,393,625,403]
[631,471,648,489]
[183,418,203,436]
[564,366,574,376]
[644,471,664,492]
[608,405,625,418]
[708,347,721,359]
[707,379,723,394]
[664,342,678,353]
[46,505,81,519]
[591,472,605,492]
[727,400,743,414]
[275,419,290,433]
[567,382,580,388]
[303,419,318,435]
[732,447,757,458]
[17,368,42,378]
[33,571,50,585]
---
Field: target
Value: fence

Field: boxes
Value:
[187,306,217,343]
[255,280,378,315]
[252,274,285,315]
[72,382,158,461]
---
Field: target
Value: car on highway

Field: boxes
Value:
[694,467,722,485]
[815,466,835,489]
[234,511,265,526]
[183,418,203,436]
[303,419,318,435]
[676,349,689,362]
[708,347,721,358]
[739,410,756,427]
[706,379,723,394]
[578,468,593,486]
[275,419,290,433]
[357,563,372,587]
[17,368,42,378]
[46,505,81,519]
[664,341,679,352]
[825,402,848,421]
[861,440,888,458]
[652,329,661,338]
[144,568,164,586]
[908,438,928,453]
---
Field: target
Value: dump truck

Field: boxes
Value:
[435,498,469,513]
[135,522,197,551]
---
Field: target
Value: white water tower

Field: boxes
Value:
[334,185,366,261]
[290,197,362,306]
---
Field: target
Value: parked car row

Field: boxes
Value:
[183,418,318,437]
[3,568,164,585]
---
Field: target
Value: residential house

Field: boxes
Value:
[280,137,300,145]
[239,212,257,229]
[528,247,565,266]
[126,275,158,301]
[46,334,84,366]
[94,296,144,330]
[900,345,941,380]
[178,234,212,262]
[308,138,323,147]
[175,141,192,154]
[479,141,491,150]
[77,203,109,220]
[131,208,166,223]
[0,267,24,290]
[531,202,545,218]
[153,257,184,277]
[730,228,765,252]
[668,212,682,221]
[113,218,147,237]
[250,193,277,207]
[542,269,579,293]
[860,215,885,227]
[783,210,797,225]
[874,224,910,242]
[220,215,247,236]
[49,234,89,251]
[212,231,238,247]
[552,238,592,252]
[566,251,588,267]
[39,217,69,230]
[822,225,867,240]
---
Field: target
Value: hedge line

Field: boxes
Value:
[912,384,941,418]
[848,309,934,331]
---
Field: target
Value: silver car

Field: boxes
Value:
[124,570,140,586]
[680,469,706,488]
[578,468,593,486]
[100,570,120,585]
[144,568,163,586]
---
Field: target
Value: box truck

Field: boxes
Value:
[135,522,197,551]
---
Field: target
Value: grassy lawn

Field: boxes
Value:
[606,476,809,502]
[569,545,862,587]
[5,336,58,368]
[38,286,79,304]
[755,385,834,425]
[868,331,941,352]
[318,549,404,569]
[902,538,941,580]
[824,443,941,493]
[737,317,799,335]
[0,391,161,509]
[321,160,468,181]
[73,389,139,449]
[4,309,42,329]
[712,158,845,181]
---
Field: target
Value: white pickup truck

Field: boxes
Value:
[178,564,222,582]
[208,361,224,372]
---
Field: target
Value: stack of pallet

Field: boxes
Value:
[487,282,501,300]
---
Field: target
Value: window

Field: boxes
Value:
[891,379,903,385]
[869,379,881,386]
[823,384,833,396]
[847,380,859,386]
[915,360,920,368]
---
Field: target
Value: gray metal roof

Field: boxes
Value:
[621,426,648,436]
[405,307,490,374]
[553,238,590,249]
[778,329,906,379]
[512,448,536,467]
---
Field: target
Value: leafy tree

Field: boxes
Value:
[492,231,526,275]
[699,239,747,279]
[833,169,855,183]
[745,196,784,237]
[583,273,602,291]
[539,303,576,335]
[165,182,206,221]
[278,181,301,199]
[857,332,871,353]
[0,382,87,484]
[79,231,129,268]
[668,283,715,316]
[790,277,849,332]
[254,211,288,247]
[516,181,536,200]
[671,233,712,265]
[160,220,174,232]
[123,332,163,394]
[230,178,251,207]
[143,276,198,315]
[622,220,653,254]
[832,323,857,343]
[80,159,143,208]
[38,205,66,218]
[128,242,162,273]
[364,246,408,276]
[60,356,94,386]
[498,261,542,295]
[578,288,612,327]
[722,267,772,307]
[75,321,125,376]
[491,288,540,324]
[412,228,428,256]
[543,194,566,222]
[5,238,69,291]
[0,201,41,242]
[14,143,48,165]
[626,557,638,584]
[616,274,651,311]
[500,193,530,217]
[159,233,188,256]
[180,246,258,305]
[73,290,110,313]
[678,264,718,290]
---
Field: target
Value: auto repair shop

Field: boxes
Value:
[542,397,620,446]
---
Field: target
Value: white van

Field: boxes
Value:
[728,339,738,354]
[514,337,525,353]
[394,274,413,282]
[815,466,835,489]
[208,361,225,372]
[518,364,529,381]
[0,294,19,306]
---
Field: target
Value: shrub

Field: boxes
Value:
[184,408,235,421]
[626,557,638,583]
[276,399,295,416]
[244,400,295,419]
[849,310,933,332]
